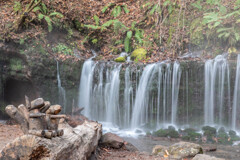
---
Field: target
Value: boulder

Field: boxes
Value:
[100,132,124,149]
[193,154,224,160]
[168,141,203,159]
[131,48,147,62]
[152,145,168,156]
[114,56,126,62]
[0,120,102,160]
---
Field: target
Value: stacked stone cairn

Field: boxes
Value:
[5,96,65,139]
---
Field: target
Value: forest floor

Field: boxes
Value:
[1,122,240,160]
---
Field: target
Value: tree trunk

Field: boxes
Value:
[0,121,102,160]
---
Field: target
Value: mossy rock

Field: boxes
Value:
[153,126,179,138]
[114,57,126,62]
[217,127,232,145]
[130,48,147,62]
[181,128,201,141]
[202,126,216,142]
[229,130,240,141]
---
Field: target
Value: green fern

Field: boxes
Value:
[124,37,130,53]
[38,13,44,20]
[13,1,22,13]
[102,3,115,13]
[127,31,132,39]
[93,15,100,26]
[44,16,53,32]
[122,5,129,13]
[84,24,100,30]
[40,3,48,14]
[112,6,121,17]
[150,4,158,15]
[49,12,64,18]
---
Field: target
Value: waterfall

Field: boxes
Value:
[123,67,133,128]
[232,54,240,130]
[204,55,230,126]
[57,61,66,113]
[131,64,157,129]
[171,62,181,125]
[105,65,122,124]
[78,59,96,118]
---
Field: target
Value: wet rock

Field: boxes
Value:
[193,154,224,160]
[153,126,179,138]
[168,141,203,159]
[180,128,201,141]
[152,145,168,156]
[229,130,240,141]
[202,126,217,142]
[100,132,124,149]
[217,127,232,145]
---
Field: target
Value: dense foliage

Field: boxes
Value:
[0,0,240,61]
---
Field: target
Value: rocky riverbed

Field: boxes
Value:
[1,120,240,160]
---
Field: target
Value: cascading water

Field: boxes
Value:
[232,54,240,130]
[171,62,181,125]
[78,59,96,118]
[57,61,67,113]
[105,65,122,124]
[76,54,240,136]
[204,55,230,126]
[131,64,157,129]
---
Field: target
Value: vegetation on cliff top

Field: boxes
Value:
[0,0,240,62]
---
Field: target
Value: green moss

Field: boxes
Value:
[229,130,240,141]
[202,126,216,141]
[131,48,147,62]
[181,128,201,141]
[52,43,73,55]
[114,56,126,62]
[153,126,179,138]
[9,58,23,71]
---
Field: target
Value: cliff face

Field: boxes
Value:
[0,46,83,118]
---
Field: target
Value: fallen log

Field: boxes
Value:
[57,129,64,136]
[72,107,84,115]
[5,105,29,134]
[29,117,44,130]
[18,104,29,122]
[25,95,30,109]
[29,113,46,118]
[50,115,66,119]
[46,105,62,115]
[0,121,102,160]
[28,130,53,139]
[40,101,51,113]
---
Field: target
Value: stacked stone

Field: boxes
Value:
[5,96,65,139]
